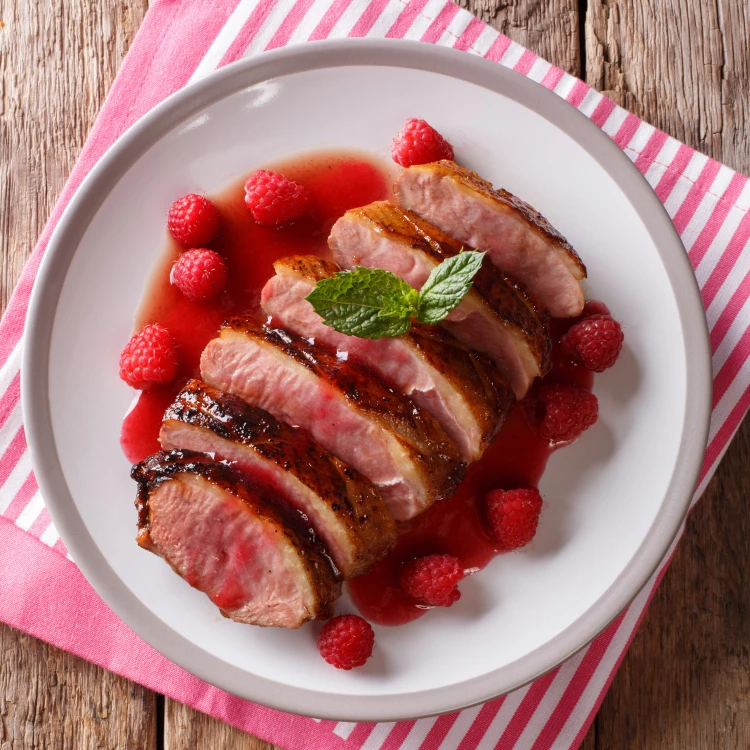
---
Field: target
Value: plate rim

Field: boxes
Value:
[22,38,712,722]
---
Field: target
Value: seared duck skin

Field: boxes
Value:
[200,316,465,521]
[393,160,586,317]
[160,380,397,577]
[133,450,341,628]
[329,200,551,397]
[261,255,514,460]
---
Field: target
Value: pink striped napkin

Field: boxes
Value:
[4,0,748,747]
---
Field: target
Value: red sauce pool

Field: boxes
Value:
[121,150,603,628]
[121,151,393,464]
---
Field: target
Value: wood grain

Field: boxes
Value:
[462,0,582,76]
[165,699,281,750]
[0,623,156,749]
[586,0,750,170]
[0,0,150,317]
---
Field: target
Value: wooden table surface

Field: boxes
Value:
[1,1,748,747]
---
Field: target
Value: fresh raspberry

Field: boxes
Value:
[317,614,374,670]
[485,487,543,550]
[119,324,178,390]
[561,314,624,372]
[391,118,454,168]
[399,554,464,607]
[243,170,311,225]
[534,383,598,443]
[170,248,227,301]
[167,194,220,248]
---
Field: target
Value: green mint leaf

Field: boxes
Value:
[305,267,419,340]
[416,250,485,325]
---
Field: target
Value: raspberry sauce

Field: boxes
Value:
[120,151,392,464]
[348,319,596,626]
[121,149,601,628]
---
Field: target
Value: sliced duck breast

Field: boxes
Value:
[200,316,465,521]
[393,160,586,317]
[160,380,396,577]
[328,200,551,397]
[261,255,514,460]
[132,450,340,628]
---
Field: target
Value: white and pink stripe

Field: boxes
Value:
[2,1,748,748]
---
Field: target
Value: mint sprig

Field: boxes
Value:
[416,250,485,324]
[305,250,485,340]
[304,267,419,339]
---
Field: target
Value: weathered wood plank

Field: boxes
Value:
[586,0,750,171]
[0,0,157,747]
[578,726,597,750]
[0,623,157,749]
[165,698,281,750]
[462,0,582,76]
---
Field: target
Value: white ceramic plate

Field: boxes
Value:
[23,40,711,721]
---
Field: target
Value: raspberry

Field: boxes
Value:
[485,487,543,550]
[317,614,374,670]
[399,554,463,607]
[167,194,219,248]
[561,314,624,372]
[534,383,598,443]
[244,170,311,225]
[119,324,178,390]
[391,118,454,168]
[170,248,227,301]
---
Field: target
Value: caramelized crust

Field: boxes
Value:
[404,160,586,279]
[132,450,340,625]
[276,254,339,283]
[162,380,397,576]
[216,316,466,510]
[406,321,515,446]
[270,255,514,452]
[335,201,551,378]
